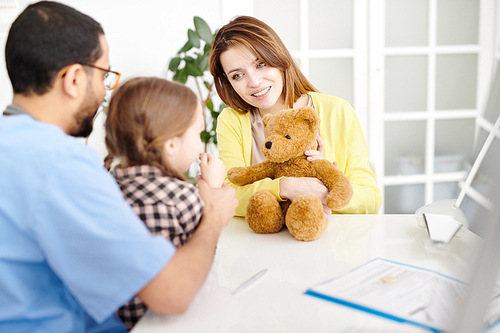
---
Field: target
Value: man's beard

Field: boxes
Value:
[71,108,96,138]
[69,84,101,138]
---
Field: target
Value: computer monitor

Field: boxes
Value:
[457,64,500,237]
[453,63,500,332]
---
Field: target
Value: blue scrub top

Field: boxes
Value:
[0,114,176,332]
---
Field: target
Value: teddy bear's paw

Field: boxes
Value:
[246,190,285,234]
[286,195,327,241]
[326,184,354,210]
[227,167,247,185]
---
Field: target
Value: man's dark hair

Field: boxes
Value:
[5,1,104,95]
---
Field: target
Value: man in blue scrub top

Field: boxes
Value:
[0,2,238,332]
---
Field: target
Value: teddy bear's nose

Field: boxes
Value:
[265,141,272,149]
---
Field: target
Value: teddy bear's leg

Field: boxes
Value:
[285,194,327,241]
[246,190,285,234]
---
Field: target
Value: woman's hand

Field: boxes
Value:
[316,134,325,154]
[305,135,326,162]
[322,205,332,220]
[279,135,338,219]
[280,177,328,202]
[304,135,338,167]
[199,153,225,188]
[280,177,332,219]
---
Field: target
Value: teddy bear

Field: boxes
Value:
[227,106,354,241]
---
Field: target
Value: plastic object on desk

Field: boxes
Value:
[422,213,463,247]
[415,199,469,239]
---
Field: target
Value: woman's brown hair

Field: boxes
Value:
[209,15,318,114]
[104,77,199,180]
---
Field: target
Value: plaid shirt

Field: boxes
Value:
[113,165,204,330]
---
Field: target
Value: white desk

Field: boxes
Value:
[131,214,483,333]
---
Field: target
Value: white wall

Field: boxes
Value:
[1,0,253,160]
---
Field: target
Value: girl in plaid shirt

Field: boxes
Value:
[104,77,225,330]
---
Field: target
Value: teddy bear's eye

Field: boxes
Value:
[285,135,291,139]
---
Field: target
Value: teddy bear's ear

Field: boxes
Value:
[294,106,320,130]
[262,113,273,127]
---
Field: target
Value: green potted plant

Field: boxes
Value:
[168,16,225,153]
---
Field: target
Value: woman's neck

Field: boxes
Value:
[257,93,309,117]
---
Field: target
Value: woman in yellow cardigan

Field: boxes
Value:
[209,16,381,217]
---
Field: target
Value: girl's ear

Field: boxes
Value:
[164,137,179,156]
[58,64,85,99]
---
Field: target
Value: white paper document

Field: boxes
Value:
[306,259,500,332]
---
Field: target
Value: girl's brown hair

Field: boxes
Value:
[209,15,318,114]
[104,77,199,180]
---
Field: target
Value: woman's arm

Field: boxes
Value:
[335,124,381,214]
[314,94,381,214]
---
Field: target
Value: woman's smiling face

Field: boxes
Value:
[220,45,285,115]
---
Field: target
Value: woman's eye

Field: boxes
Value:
[257,62,265,68]
[285,135,291,139]
[232,73,243,80]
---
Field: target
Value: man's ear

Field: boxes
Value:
[163,137,179,156]
[58,64,85,99]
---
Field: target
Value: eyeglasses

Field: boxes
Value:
[81,64,121,90]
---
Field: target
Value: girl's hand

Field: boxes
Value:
[199,153,225,188]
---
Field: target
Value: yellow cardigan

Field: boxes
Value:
[216,92,382,216]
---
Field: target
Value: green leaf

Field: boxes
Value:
[184,56,196,64]
[200,130,212,143]
[203,42,212,54]
[211,109,220,119]
[178,40,193,54]
[194,16,213,44]
[185,62,204,77]
[206,99,214,111]
[172,68,188,84]
[193,53,204,67]
[199,55,209,72]
[192,54,200,65]
[168,57,181,72]
[203,81,211,90]
[188,29,200,48]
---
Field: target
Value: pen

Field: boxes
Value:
[233,269,268,295]
[486,311,500,327]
